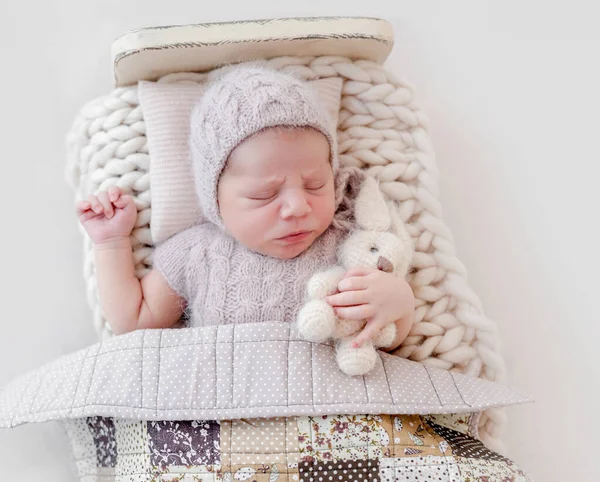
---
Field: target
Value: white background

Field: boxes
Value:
[0,1,598,481]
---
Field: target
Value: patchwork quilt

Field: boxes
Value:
[65,413,532,481]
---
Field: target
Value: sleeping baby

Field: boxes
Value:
[76,65,415,351]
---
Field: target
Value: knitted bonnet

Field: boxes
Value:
[189,65,339,227]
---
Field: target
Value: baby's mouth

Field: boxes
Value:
[276,230,313,243]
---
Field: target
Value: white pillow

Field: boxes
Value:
[138,77,343,244]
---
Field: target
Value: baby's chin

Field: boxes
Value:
[273,246,310,259]
[256,235,317,259]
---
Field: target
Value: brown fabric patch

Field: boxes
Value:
[221,417,299,468]
[424,412,479,437]
[224,463,300,482]
[425,420,508,462]
[297,415,392,463]
[299,459,380,482]
[387,415,454,458]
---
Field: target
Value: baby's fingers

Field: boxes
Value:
[97,191,114,219]
[327,290,369,307]
[334,304,376,321]
[87,194,103,214]
[352,319,386,348]
[112,193,133,209]
[338,275,369,292]
[75,200,92,216]
[78,209,98,223]
[108,186,122,202]
[343,266,376,279]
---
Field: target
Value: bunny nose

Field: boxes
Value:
[377,256,393,273]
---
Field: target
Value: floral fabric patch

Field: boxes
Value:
[65,414,531,481]
[147,420,220,467]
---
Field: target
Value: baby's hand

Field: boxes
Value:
[76,187,138,245]
[326,266,415,349]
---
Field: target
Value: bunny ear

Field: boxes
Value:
[354,176,392,231]
[386,199,415,252]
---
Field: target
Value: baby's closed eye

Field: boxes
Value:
[247,183,326,200]
[247,191,278,201]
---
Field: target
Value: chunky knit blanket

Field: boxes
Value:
[65,56,508,452]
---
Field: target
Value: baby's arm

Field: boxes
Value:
[77,187,184,335]
[94,239,183,334]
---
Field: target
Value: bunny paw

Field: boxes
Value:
[297,300,336,343]
[335,338,378,376]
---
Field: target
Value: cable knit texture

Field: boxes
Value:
[190,65,339,227]
[154,224,346,327]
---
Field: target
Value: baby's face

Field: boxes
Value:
[217,128,335,259]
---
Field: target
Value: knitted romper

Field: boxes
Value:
[153,222,345,328]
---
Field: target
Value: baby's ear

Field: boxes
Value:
[354,176,392,231]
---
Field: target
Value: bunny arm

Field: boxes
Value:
[306,265,346,300]
[297,299,337,343]
[298,266,348,344]
[334,319,365,339]
[371,322,396,348]
[335,336,378,376]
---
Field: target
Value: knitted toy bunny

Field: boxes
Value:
[297,176,414,376]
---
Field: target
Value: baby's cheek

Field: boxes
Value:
[239,207,276,233]
[315,197,335,224]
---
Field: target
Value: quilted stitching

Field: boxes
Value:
[0,323,529,428]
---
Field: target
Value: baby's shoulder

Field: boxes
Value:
[179,222,220,242]
[155,223,219,256]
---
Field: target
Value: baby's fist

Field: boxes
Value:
[76,187,137,245]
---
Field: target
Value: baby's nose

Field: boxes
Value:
[377,256,393,273]
[281,191,310,218]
